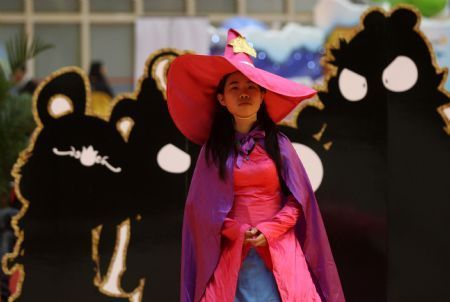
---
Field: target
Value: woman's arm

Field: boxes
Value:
[255,195,302,244]
[221,217,241,241]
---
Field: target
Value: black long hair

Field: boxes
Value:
[205,73,285,187]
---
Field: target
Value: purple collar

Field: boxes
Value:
[234,125,265,168]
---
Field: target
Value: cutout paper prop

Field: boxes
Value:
[105,49,200,301]
[3,49,200,302]
[279,5,450,301]
[3,67,133,302]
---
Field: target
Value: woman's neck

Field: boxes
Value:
[233,114,258,134]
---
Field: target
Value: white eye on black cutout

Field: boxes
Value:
[338,68,368,102]
[291,143,323,192]
[157,143,191,174]
[382,56,418,92]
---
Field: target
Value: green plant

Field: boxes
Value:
[0,33,52,205]
[6,32,53,72]
[0,70,33,204]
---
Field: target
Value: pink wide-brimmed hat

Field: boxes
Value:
[166,28,316,145]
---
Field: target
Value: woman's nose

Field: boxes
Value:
[239,93,250,99]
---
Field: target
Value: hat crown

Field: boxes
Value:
[224,29,256,67]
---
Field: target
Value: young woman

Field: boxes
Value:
[167,29,345,302]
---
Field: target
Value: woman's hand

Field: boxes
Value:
[244,227,267,247]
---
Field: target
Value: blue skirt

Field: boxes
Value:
[234,248,282,302]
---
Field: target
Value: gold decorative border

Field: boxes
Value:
[438,103,450,134]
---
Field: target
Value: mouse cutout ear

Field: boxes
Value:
[110,98,137,142]
[116,116,135,142]
[35,67,88,125]
[141,49,185,100]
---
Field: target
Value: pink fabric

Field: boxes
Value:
[200,144,321,302]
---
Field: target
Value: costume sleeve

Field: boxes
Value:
[255,195,301,243]
[221,217,242,241]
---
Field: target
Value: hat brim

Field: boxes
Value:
[167,53,316,145]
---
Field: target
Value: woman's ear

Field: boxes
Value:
[217,94,225,106]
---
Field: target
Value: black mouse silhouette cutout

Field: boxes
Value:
[3,67,134,302]
[280,5,450,301]
[100,49,200,301]
[3,49,200,302]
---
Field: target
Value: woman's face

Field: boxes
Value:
[217,71,265,119]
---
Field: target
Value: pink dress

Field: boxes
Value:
[200,143,321,302]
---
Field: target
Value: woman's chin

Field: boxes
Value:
[234,113,258,120]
